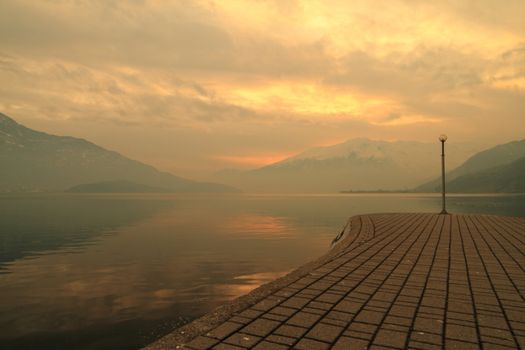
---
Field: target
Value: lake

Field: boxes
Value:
[1,193,524,349]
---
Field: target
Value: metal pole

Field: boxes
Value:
[441,140,447,214]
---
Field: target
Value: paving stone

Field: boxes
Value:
[334,300,362,313]
[409,330,442,345]
[270,306,297,317]
[207,322,244,340]
[445,339,480,349]
[212,343,244,350]
[305,323,344,343]
[242,319,280,337]
[274,324,308,338]
[447,311,475,322]
[302,307,326,315]
[384,315,412,326]
[281,296,310,309]
[325,310,354,322]
[368,300,391,309]
[354,310,384,324]
[347,321,377,334]
[228,316,252,325]
[273,290,294,298]
[294,338,330,350]
[223,333,260,347]
[185,336,220,349]
[408,339,442,350]
[382,323,409,333]
[266,334,296,346]
[286,311,321,328]
[309,281,333,291]
[332,336,370,350]
[389,305,417,318]
[321,318,348,327]
[316,292,343,303]
[252,298,281,312]
[516,336,525,349]
[252,341,289,350]
[413,316,443,333]
[307,301,332,310]
[373,329,407,348]
[446,323,478,343]
[481,336,516,348]
[369,345,399,350]
[237,309,263,319]
[479,326,513,339]
[344,329,374,340]
[262,313,287,322]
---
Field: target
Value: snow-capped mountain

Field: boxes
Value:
[214,138,482,192]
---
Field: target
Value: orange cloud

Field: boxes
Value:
[2,0,525,177]
[213,153,295,167]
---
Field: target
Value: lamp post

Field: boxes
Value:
[439,134,448,214]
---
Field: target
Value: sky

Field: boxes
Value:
[1,0,524,179]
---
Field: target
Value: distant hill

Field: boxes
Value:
[66,180,172,193]
[446,156,525,193]
[416,139,525,192]
[0,113,238,193]
[214,138,481,193]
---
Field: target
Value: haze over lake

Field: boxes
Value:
[1,193,524,350]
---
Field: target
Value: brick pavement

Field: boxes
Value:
[150,214,525,350]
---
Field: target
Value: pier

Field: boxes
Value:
[146,213,525,349]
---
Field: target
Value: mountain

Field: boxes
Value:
[446,156,525,193]
[416,139,525,192]
[213,138,481,193]
[66,180,172,193]
[0,113,238,193]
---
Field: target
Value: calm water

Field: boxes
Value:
[1,193,524,349]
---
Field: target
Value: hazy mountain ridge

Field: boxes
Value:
[66,180,172,193]
[0,113,237,193]
[214,138,482,192]
[416,139,525,192]
[445,156,525,193]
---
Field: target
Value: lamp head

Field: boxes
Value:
[439,134,448,142]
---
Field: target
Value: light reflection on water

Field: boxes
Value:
[0,193,523,349]
[222,214,292,237]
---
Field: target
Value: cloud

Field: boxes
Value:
[1,0,524,177]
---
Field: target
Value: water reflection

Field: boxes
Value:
[222,214,292,237]
[0,194,172,271]
[0,194,329,350]
[0,193,524,350]
[448,194,525,217]
[221,271,291,297]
